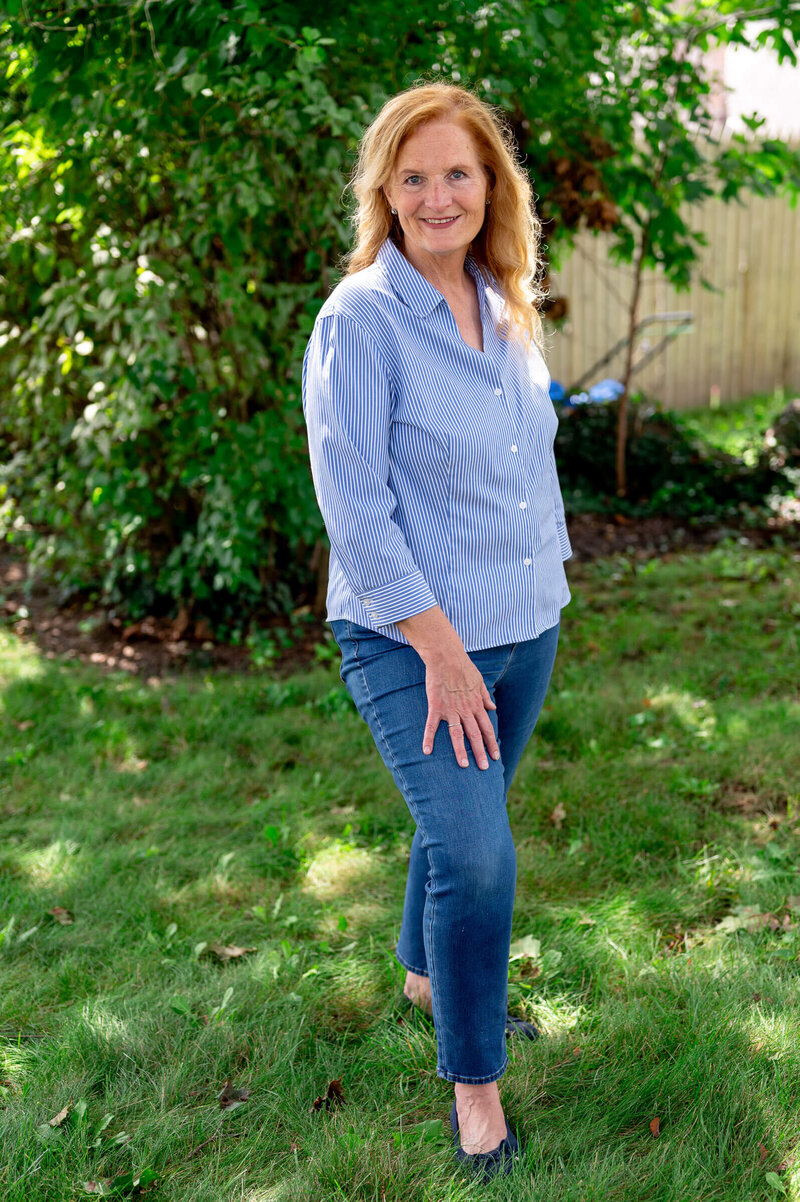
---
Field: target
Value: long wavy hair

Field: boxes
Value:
[345,81,545,348]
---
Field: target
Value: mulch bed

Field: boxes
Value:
[1,514,797,680]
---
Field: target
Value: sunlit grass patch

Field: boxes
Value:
[1,543,799,1199]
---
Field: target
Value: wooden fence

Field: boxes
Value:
[544,190,800,410]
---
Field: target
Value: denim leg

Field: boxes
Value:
[395,826,429,977]
[393,621,561,984]
[493,621,560,793]
[332,620,516,1083]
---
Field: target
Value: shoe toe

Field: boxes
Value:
[450,1101,521,1180]
[505,1014,540,1040]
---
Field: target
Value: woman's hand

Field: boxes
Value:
[395,605,500,769]
[422,652,500,769]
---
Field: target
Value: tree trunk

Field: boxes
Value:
[615,224,651,497]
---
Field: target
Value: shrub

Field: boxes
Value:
[554,397,793,519]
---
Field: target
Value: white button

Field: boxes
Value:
[494,387,502,396]
[510,445,518,453]
[519,501,527,509]
[524,557,532,566]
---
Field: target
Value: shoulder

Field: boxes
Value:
[317,260,395,332]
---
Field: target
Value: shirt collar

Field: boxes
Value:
[376,237,491,318]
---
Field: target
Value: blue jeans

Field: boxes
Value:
[330,618,561,1085]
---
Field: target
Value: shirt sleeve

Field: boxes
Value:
[302,310,439,626]
[548,446,573,561]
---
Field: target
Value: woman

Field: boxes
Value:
[302,81,572,1181]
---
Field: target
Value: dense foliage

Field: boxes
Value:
[1,1,798,628]
[554,398,794,519]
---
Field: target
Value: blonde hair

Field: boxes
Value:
[345,81,545,348]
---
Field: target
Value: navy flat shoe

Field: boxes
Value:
[505,1014,540,1040]
[449,1099,520,1181]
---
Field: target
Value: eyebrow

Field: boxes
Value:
[397,163,473,175]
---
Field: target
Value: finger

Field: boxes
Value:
[481,682,497,711]
[475,709,501,762]
[422,708,441,755]
[460,717,490,770]
[447,722,469,769]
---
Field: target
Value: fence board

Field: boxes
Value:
[545,190,800,409]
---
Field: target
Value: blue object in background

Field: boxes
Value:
[588,378,625,402]
[550,377,625,409]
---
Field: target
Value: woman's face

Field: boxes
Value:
[384,118,490,267]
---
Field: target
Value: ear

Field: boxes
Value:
[381,184,395,212]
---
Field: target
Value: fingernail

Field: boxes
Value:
[492,750,500,760]
[460,759,468,768]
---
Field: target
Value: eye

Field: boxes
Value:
[404,174,422,185]
[451,170,466,180]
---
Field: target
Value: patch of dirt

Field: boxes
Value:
[1,514,797,680]
[716,779,790,819]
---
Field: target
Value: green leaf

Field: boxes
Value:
[509,935,540,961]
[182,72,207,96]
[393,1118,443,1146]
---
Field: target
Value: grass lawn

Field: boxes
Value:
[2,540,800,1201]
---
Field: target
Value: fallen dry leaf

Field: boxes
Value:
[550,802,567,830]
[48,907,73,925]
[577,913,596,926]
[311,1078,346,1112]
[14,720,35,731]
[206,943,257,964]
[218,1078,251,1110]
[519,960,541,981]
[48,1101,72,1127]
[760,1143,769,1164]
[650,1116,660,1138]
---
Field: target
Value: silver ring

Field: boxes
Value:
[447,723,462,729]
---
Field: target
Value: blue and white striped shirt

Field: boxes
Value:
[301,237,572,652]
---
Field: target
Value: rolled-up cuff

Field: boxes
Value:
[556,521,573,561]
[357,571,438,626]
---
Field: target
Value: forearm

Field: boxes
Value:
[395,604,466,666]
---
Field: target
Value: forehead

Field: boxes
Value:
[394,118,482,170]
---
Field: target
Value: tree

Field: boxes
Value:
[1,1,797,622]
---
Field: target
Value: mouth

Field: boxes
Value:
[420,216,460,228]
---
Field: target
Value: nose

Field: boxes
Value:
[425,180,452,211]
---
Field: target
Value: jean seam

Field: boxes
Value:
[493,643,516,688]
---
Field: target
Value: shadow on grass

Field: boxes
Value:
[2,546,800,1198]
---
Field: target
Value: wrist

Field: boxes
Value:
[395,606,465,664]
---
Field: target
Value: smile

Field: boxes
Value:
[420,216,460,226]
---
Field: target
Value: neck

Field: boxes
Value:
[401,243,471,297]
